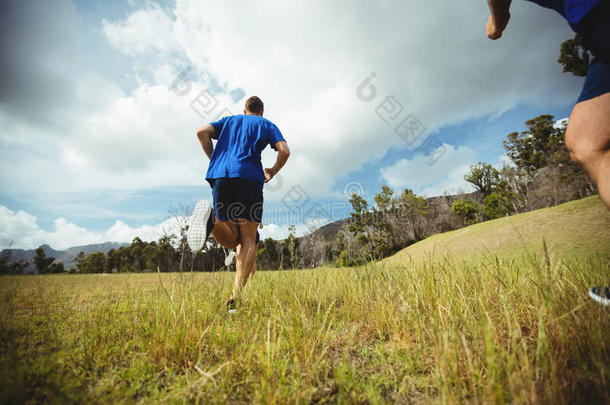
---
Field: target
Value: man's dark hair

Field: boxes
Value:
[245,96,264,114]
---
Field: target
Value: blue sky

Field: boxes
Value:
[0,0,583,249]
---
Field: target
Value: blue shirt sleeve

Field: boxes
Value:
[267,123,286,150]
[209,116,229,136]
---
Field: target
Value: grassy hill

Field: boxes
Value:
[385,195,610,266]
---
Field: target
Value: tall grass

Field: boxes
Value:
[1,250,609,403]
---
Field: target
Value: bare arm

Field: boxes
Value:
[486,0,511,40]
[196,124,217,159]
[264,141,290,183]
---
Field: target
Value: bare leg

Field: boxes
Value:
[242,241,259,279]
[232,242,256,275]
[565,92,610,209]
[230,220,259,300]
[211,217,240,249]
[249,241,258,279]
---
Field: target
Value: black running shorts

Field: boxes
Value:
[211,177,263,223]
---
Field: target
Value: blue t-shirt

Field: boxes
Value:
[525,0,601,30]
[205,115,286,189]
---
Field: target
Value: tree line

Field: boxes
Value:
[72,235,227,273]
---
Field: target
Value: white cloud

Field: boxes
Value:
[258,223,286,241]
[259,221,324,241]
[496,154,514,169]
[554,117,569,128]
[380,144,477,197]
[88,0,581,198]
[0,205,181,250]
[102,5,179,55]
[2,82,239,193]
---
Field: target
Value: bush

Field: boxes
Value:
[451,198,479,225]
[483,192,511,219]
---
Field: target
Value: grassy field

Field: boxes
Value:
[1,197,609,403]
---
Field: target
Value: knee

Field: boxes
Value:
[566,99,610,163]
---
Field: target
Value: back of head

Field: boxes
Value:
[245,96,264,116]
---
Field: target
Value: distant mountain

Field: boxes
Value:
[302,217,353,243]
[2,242,129,274]
[60,242,129,264]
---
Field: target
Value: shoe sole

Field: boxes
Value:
[589,289,610,306]
[187,200,212,252]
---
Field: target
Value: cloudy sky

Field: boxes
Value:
[0,0,582,249]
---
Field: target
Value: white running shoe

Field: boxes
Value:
[589,287,610,306]
[225,250,237,267]
[186,200,213,252]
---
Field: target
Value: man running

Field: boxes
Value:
[485,0,610,305]
[195,96,290,312]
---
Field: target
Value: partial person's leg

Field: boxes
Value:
[567,2,610,209]
[249,237,259,278]
[231,220,259,300]
[211,219,240,249]
[565,92,610,208]
[232,231,260,273]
